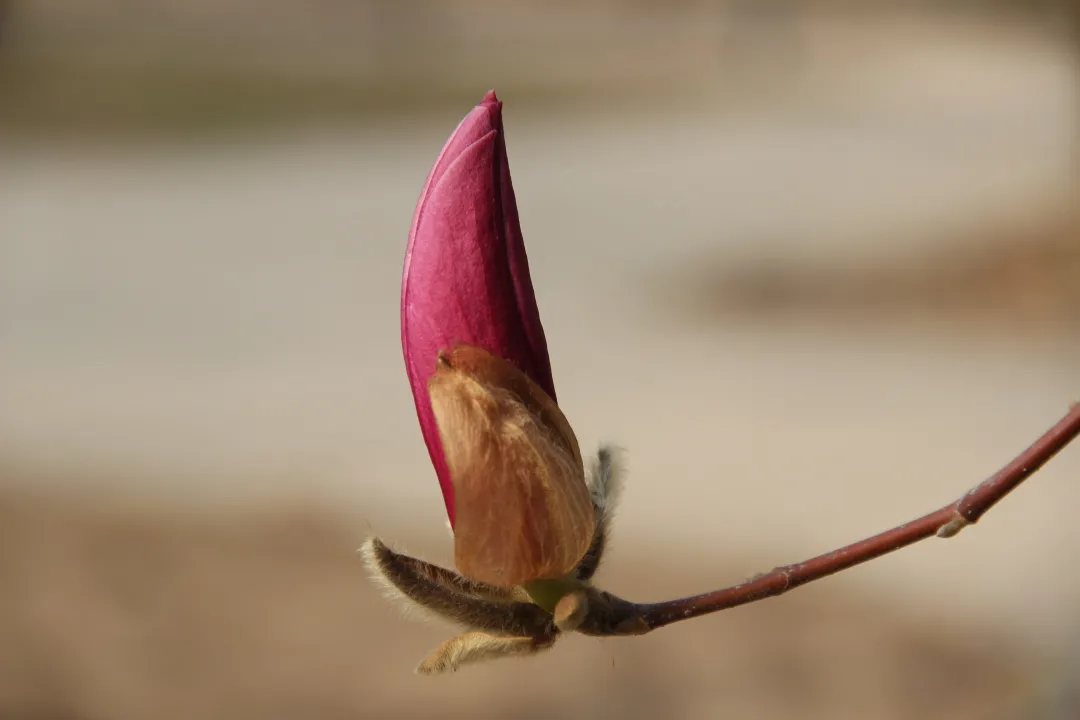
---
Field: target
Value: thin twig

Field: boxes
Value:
[634,403,1080,631]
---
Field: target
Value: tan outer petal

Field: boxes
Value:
[428,344,595,587]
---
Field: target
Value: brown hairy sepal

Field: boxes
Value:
[428,344,596,587]
[360,446,640,674]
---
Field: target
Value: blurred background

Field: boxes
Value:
[1,1,1079,718]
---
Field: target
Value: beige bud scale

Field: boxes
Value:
[428,344,596,587]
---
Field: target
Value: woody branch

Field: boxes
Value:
[630,402,1080,631]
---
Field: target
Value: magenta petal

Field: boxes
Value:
[401,90,554,526]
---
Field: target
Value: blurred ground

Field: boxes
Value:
[1,2,1079,718]
[0,485,1056,720]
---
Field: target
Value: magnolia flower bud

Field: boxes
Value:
[367,91,647,674]
[429,344,596,587]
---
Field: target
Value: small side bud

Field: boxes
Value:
[936,514,971,538]
[428,344,596,587]
[553,590,589,632]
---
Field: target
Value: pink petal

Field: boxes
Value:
[401,91,554,526]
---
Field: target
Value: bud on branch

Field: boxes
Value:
[363,89,1080,675]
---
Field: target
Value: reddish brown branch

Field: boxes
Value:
[634,403,1080,631]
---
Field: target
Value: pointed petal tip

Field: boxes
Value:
[480,90,502,117]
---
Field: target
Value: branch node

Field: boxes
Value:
[936,513,971,538]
